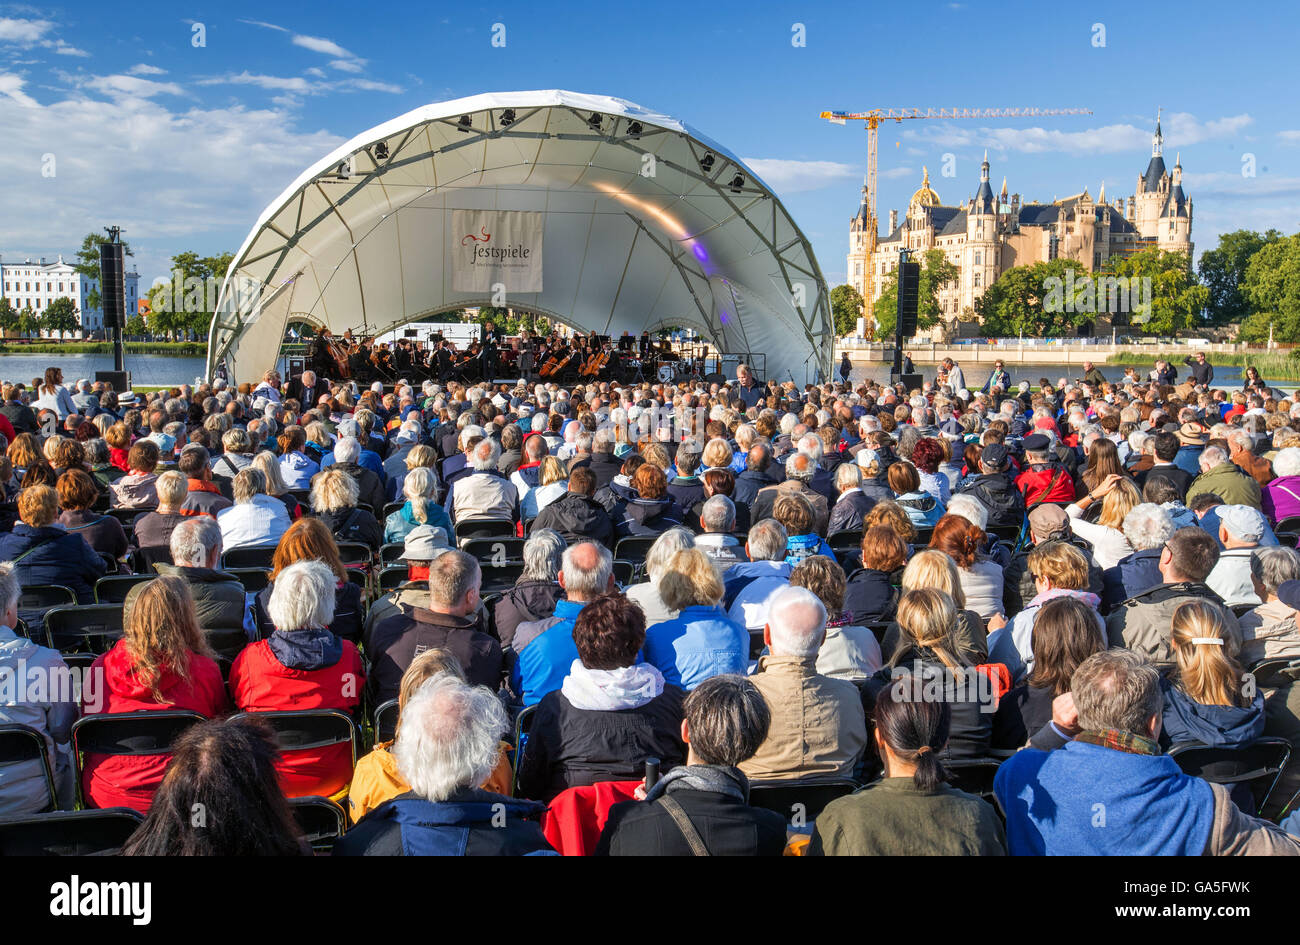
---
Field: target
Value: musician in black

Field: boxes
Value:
[638,331,652,358]
[434,340,455,382]
[480,320,501,381]
[308,330,335,380]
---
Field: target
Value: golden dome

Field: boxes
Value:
[909,166,941,209]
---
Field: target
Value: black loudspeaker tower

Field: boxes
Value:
[99,240,126,331]
[897,261,920,336]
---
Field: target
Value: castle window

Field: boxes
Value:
[974,272,981,288]
[974,251,982,266]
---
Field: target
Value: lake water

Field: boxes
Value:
[0,353,208,389]
[846,360,1295,393]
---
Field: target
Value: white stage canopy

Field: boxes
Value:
[207,90,833,385]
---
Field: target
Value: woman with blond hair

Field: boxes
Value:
[7,431,44,479]
[80,576,229,811]
[1065,472,1140,570]
[1161,600,1264,753]
[862,497,917,549]
[252,517,365,643]
[526,455,569,520]
[383,466,453,544]
[877,550,990,668]
[250,449,303,521]
[0,483,106,602]
[642,547,748,690]
[624,527,695,626]
[311,466,383,550]
[864,587,991,761]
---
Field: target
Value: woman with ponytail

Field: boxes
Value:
[808,681,1006,855]
[928,513,1004,622]
[1160,600,1264,752]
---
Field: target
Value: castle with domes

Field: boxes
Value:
[846,113,1193,337]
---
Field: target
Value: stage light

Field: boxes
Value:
[587,112,603,130]
[374,142,389,161]
[457,114,472,132]
[729,173,744,193]
[627,121,643,138]
[700,152,715,172]
[500,109,515,126]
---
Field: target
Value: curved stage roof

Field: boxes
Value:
[208,90,832,385]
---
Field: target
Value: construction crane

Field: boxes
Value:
[820,106,1092,308]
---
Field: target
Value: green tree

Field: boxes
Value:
[830,283,865,337]
[873,249,959,341]
[977,258,1097,337]
[1108,248,1207,336]
[1199,229,1282,325]
[17,305,39,339]
[0,296,17,337]
[1239,233,1300,343]
[42,297,80,338]
[146,249,234,339]
[73,231,134,312]
[125,312,148,337]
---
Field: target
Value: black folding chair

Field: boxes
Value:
[0,808,143,856]
[378,565,408,592]
[454,517,516,544]
[1169,737,1292,815]
[227,567,270,595]
[373,699,400,743]
[511,703,538,794]
[44,604,125,654]
[289,795,348,853]
[17,584,76,638]
[913,527,934,547]
[71,710,206,809]
[461,537,525,564]
[379,542,407,565]
[382,502,404,520]
[944,758,1004,802]
[827,530,863,556]
[748,628,766,661]
[204,627,251,663]
[1232,602,1258,619]
[134,545,173,573]
[1275,516,1300,541]
[230,708,360,780]
[612,559,635,587]
[1249,657,1299,688]
[479,562,527,596]
[0,723,58,812]
[986,523,1023,546]
[747,777,859,823]
[221,546,277,570]
[94,574,153,605]
[336,541,374,568]
[613,536,657,566]
[105,508,143,529]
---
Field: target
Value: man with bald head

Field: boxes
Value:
[740,586,867,781]
[751,451,830,536]
[509,541,616,706]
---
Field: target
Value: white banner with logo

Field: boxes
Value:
[450,210,544,293]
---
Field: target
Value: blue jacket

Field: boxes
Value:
[0,523,106,604]
[332,790,553,856]
[643,605,748,690]
[384,500,454,545]
[1101,548,1164,613]
[321,447,386,480]
[511,599,586,706]
[1160,678,1265,751]
[785,533,833,566]
[994,739,1215,855]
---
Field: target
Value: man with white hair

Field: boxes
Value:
[446,436,519,524]
[1206,505,1269,606]
[725,519,794,631]
[215,468,292,551]
[286,369,320,407]
[331,436,388,514]
[752,452,829,537]
[442,423,485,490]
[334,675,553,856]
[1100,503,1176,612]
[740,585,867,781]
[827,463,876,534]
[1187,445,1263,510]
[695,495,747,568]
[71,379,98,413]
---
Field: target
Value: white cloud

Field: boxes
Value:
[52,41,90,58]
[292,34,353,58]
[0,72,37,106]
[902,112,1253,156]
[344,78,402,94]
[79,74,184,99]
[1279,130,1300,145]
[238,19,288,32]
[1180,170,1300,199]
[740,158,860,193]
[0,17,53,44]
[127,63,167,76]
[197,71,314,93]
[329,58,364,73]
[304,67,326,79]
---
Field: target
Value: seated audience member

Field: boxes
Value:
[791,554,883,682]
[362,525,452,641]
[1136,430,1194,499]
[741,585,867,781]
[230,560,366,799]
[995,649,1299,855]
[85,438,125,492]
[330,436,387,515]
[277,427,319,490]
[929,513,1004,622]
[690,467,750,536]
[880,550,989,665]
[955,443,1024,531]
[1101,503,1176,613]
[624,527,695,627]
[109,440,161,509]
[643,548,749,691]
[1263,446,1300,525]
[865,588,992,761]
[992,596,1105,750]
[1206,505,1268,606]
[1004,503,1105,615]
[752,452,830,536]
[217,468,292,550]
[519,455,568,522]
[843,525,908,624]
[0,562,77,814]
[383,466,453,544]
[988,541,1104,683]
[368,549,503,706]
[887,460,945,528]
[333,675,553,856]
[1065,473,1140,571]
[125,516,247,661]
[1187,444,1264,511]
[0,484,106,603]
[81,577,229,811]
[494,528,566,654]
[177,445,232,517]
[776,492,834,565]
[387,442,439,507]
[122,717,307,856]
[350,648,512,821]
[597,674,787,856]
[1240,553,1300,665]
[311,467,383,551]
[511,541,615,706]
[693,495,747,569]
[211,428,256,490]
[57,469,129,561]
[133,471,191,556]
[1161,600,1264,753]
[1106,526,1242,669]
[253,518,365,644]
[447,437,520,524]
[252,449,304,521]
[518,593,686,801]
[723,519,791,631]
[810,685,1006,856]
[827,463,876,535]
[612,463,683,538]
[532,466,616,549]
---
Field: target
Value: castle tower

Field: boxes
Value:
[963,151,998,311]
[1134,109,1169,239]
[846,178,873,301]
[1159,151,1194,260]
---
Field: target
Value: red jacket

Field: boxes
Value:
[80,641,229,811]
[1015,464,1076,507]
[229,634,365,798]
[541,780,641,856]
[110,447,131,472]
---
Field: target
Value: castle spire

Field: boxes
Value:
[1099,179,1106,203]
[1152,106,1163,158]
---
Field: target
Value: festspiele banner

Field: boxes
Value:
[451,210,544,293]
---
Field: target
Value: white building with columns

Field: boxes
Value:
[0,254,140,333]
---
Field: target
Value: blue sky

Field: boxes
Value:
[0,0,1295,290]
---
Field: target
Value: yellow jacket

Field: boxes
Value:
[349,740,514,822]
